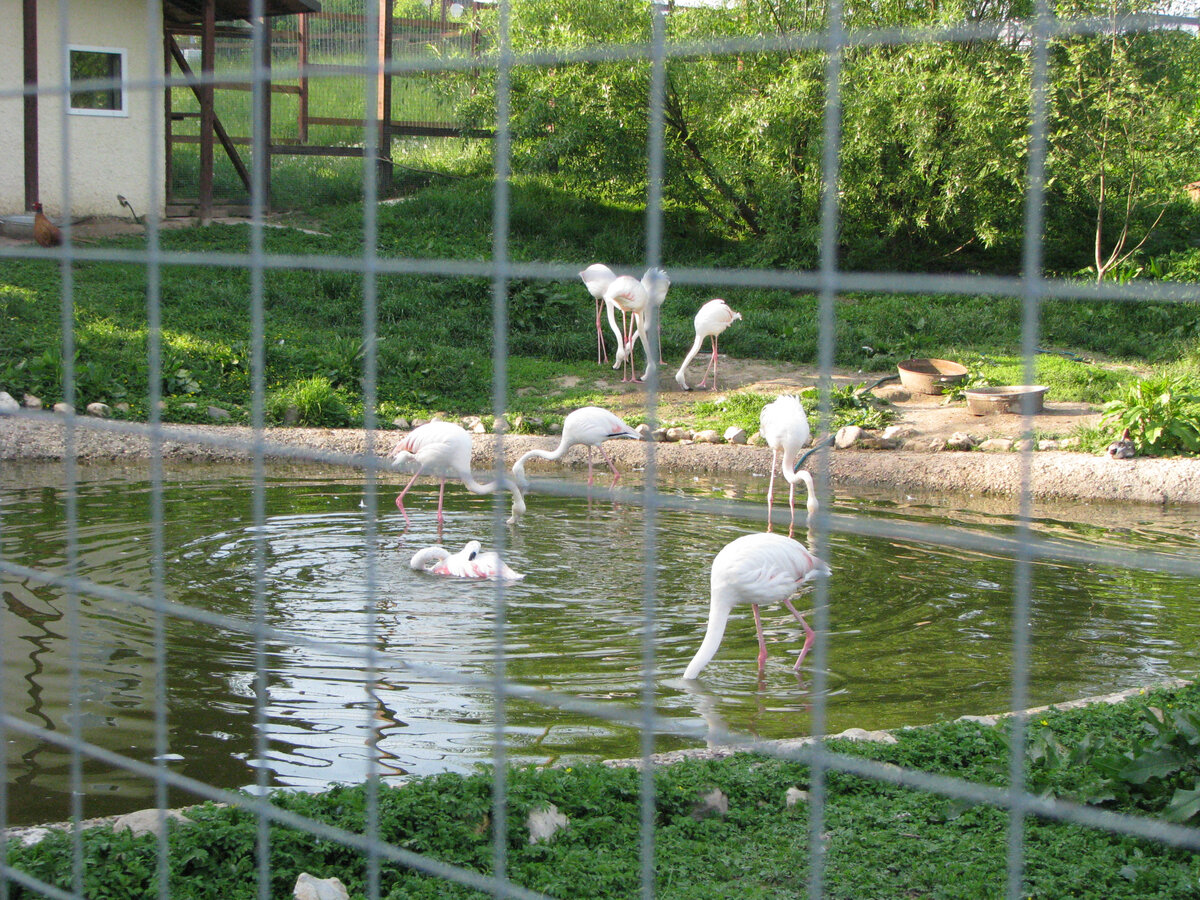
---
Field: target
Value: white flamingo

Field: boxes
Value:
[410,541,524,581]
[683,532,830,680]
[604,268,670,383]
[512,406,641,488]
[390,421,525,536]
[759,395,818,536]
[579,263,616,365]
[675,299,742,391]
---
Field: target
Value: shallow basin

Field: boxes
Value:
[897,358,968,395]
[963,385,1049,415]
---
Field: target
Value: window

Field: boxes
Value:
[68,46,127,116]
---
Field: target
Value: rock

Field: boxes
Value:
[470,420,488,435]
[748,431,766,447]
[978,438,1012,452]
[723,426,747,445]
[0,392,18,415]
[462,415,483,431]
[112,808,192,838]
[53,402,73,414]
[293,873,350,900]
[785,787,809,808]
[548,422,562,434]
[22,393,42,410]
[85,402,111,418]
[527,804,569,844]
[207,406,231,421]
[651,428,668,442]
[411,418,430,429]
[1037,439,1063,451]
[831,727,898,744]
[114,402,131,413]
[392,416,410,430]
[694,429,722,444]
[1016,438,1034,452]
[881,424,918,441]
[636,423,653,440]
[944,432,977,451]
[665,427,692,442]
[690,788,729,821]
[835,425,864,449]
[493,415,510,434]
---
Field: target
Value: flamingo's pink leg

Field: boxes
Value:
[787,480,797,538]
[700,336,718,388]
[395,466,425,532]
[782,597,815,671]
[752,603,768,671]
[598,445,621,481]
[595,298,608,364]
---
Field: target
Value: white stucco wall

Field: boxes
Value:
[0,0,164,219]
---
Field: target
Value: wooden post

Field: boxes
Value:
[199,0,216,221]
[164,31,174,207]
[257,15,272,211]
[23,0,38,209]
[376,0,393,193]
[297,13,309,144]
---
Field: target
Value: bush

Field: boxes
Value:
[1100,374,1200,456]
[266,376,352,427]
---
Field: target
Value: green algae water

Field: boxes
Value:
[2,460,1198,825]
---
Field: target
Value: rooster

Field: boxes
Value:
[32,202,62,248]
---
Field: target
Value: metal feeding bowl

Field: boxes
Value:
[963,385,1049,416]
[896,358,968,395]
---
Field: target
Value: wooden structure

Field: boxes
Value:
[164,0,489,219]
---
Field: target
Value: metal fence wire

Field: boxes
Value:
[3,0,1200,898]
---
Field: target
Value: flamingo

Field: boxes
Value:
[683,532,831,680]
[759,395,818,536]
[675,299,742,391]
[390,421,525,535]
[410,541,524,581]
[605,268,670,382]
[580,264,616,365]
[511,406,641,488]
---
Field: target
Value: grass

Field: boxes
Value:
[2,174,1199,444]
[7,682,1200,899]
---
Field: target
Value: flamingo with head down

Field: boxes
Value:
[390,421,525,537]
[675,298,742,391]
[759,395,819,537]
[580,263,616,364]
[512,406,641,489]
[683,531,830,680]
[604,268,670,383]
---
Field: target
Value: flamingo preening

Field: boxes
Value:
[410,540,524,581]
[579,264,616,365]
[683,531,830,680]
[759,395,818,537]
[512,406,641,488]
[390,421,525,537]
[675,299,742,391]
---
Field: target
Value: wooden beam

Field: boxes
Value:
[297,12,309,144]
[257,14,271,211]
[199,0,216,221]
[376,0,394,192]
[168,35,253,192]
[23,0,38,209]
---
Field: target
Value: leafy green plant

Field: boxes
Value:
[266,376,352,427]
[1028,703,1200,823]
[1099,375,1200,456]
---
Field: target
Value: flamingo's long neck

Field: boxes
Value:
[459,469,526,524]
[676,332,706,383]
[780,452,818,516]
[683,597,732,680]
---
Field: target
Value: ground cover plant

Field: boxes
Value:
[7,682,1199,899]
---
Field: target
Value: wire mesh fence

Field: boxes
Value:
[2,0,1200,897]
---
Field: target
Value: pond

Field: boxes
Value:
[2,460,1198,826]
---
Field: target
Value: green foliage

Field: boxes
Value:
[1099,375,1200,456]
[1028,702,1200,823]
[266,376,353,427]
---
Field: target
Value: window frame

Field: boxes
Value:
[66,45,129,118]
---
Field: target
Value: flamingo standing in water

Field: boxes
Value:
[759,395,818,536]
[512,406,641,488]
[683,531,830,680]
[579,264,616,364]
[410,541,524,581]
[605,268,670,382]
[675,299,742,391]
[390,421,525,535]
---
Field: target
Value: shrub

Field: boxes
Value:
[266,376,352,428]
[1099,374,1200,456]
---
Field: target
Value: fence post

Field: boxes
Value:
[376,0,393,194]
